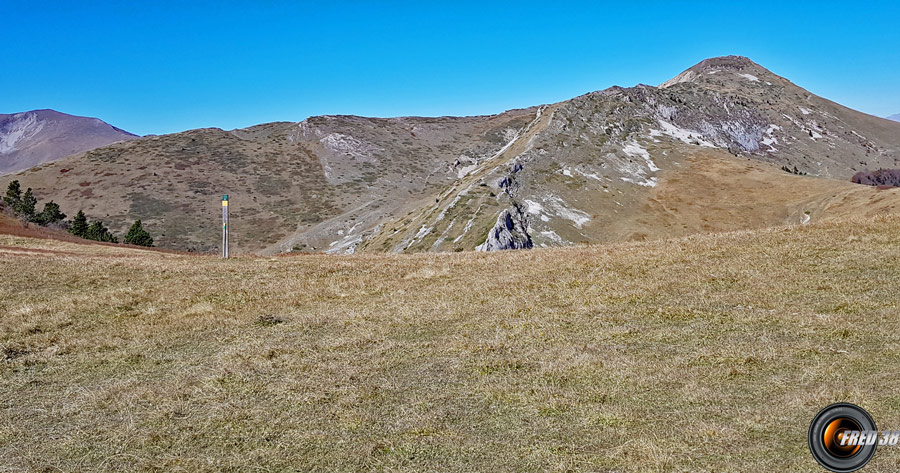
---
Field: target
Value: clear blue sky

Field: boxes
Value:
[3,1,898,136]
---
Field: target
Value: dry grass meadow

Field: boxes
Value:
[2,217,900,472]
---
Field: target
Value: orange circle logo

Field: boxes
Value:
[809,403,877,472]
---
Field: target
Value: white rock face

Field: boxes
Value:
[659,69,699,88]
[0,112,45,154]
[320,133,379,163]
[457,163,478,179]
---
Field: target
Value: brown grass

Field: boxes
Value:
[614,152,900,242]
[2,217,900,471]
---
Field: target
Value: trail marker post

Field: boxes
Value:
[222,194,229,258]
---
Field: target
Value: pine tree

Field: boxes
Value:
[70,210,89,237]
[4,180,22,209]
[35,201,66,226]
[86,221,102,240]
[15,188,38,221]
[86,220,118,243]
[124,220,154,247]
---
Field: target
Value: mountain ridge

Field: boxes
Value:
[3,56,900,254]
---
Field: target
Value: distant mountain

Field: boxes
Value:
[888,113,900,122]
[0,109,137,174]
[3,56,900,254]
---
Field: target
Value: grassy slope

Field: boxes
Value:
[612,151,900,242]
[2,217,900,472]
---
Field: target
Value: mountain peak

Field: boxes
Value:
[692,55,761,71]
[0,110,137,174]
[888,113,900,122]
[660,55,770,88]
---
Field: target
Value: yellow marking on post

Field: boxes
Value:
[222,201,229,206]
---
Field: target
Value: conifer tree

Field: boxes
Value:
[35,201,66,226]
[86,220,117,243]
[124,220,154,247]
[70,210,89,237]
[16,188,38,221]
[4,180,22,209]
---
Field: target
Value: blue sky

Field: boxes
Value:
[3,1,898,136]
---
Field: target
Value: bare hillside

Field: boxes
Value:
[3,111,534,252]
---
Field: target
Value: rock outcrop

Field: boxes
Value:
[476,205,532,251]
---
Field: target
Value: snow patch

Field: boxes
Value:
[539,230,564,244]
[326,234,364,254]
[623,141,659,171]
[761,124,781,151]
[738,73,759,82]
[651,120,717,148]
[524,199,543,215]
[544,195,591,228]
[621,176,658,187]
[573,168,605,182]
[414,224,430,240]
[431,218,457,251]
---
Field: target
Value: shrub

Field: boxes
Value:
[851,169,900,187]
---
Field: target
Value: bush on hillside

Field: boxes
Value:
[851,169,900,187]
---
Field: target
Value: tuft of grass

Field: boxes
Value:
[255,314,285,326]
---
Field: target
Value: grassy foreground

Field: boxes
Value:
[2,218,900,472]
